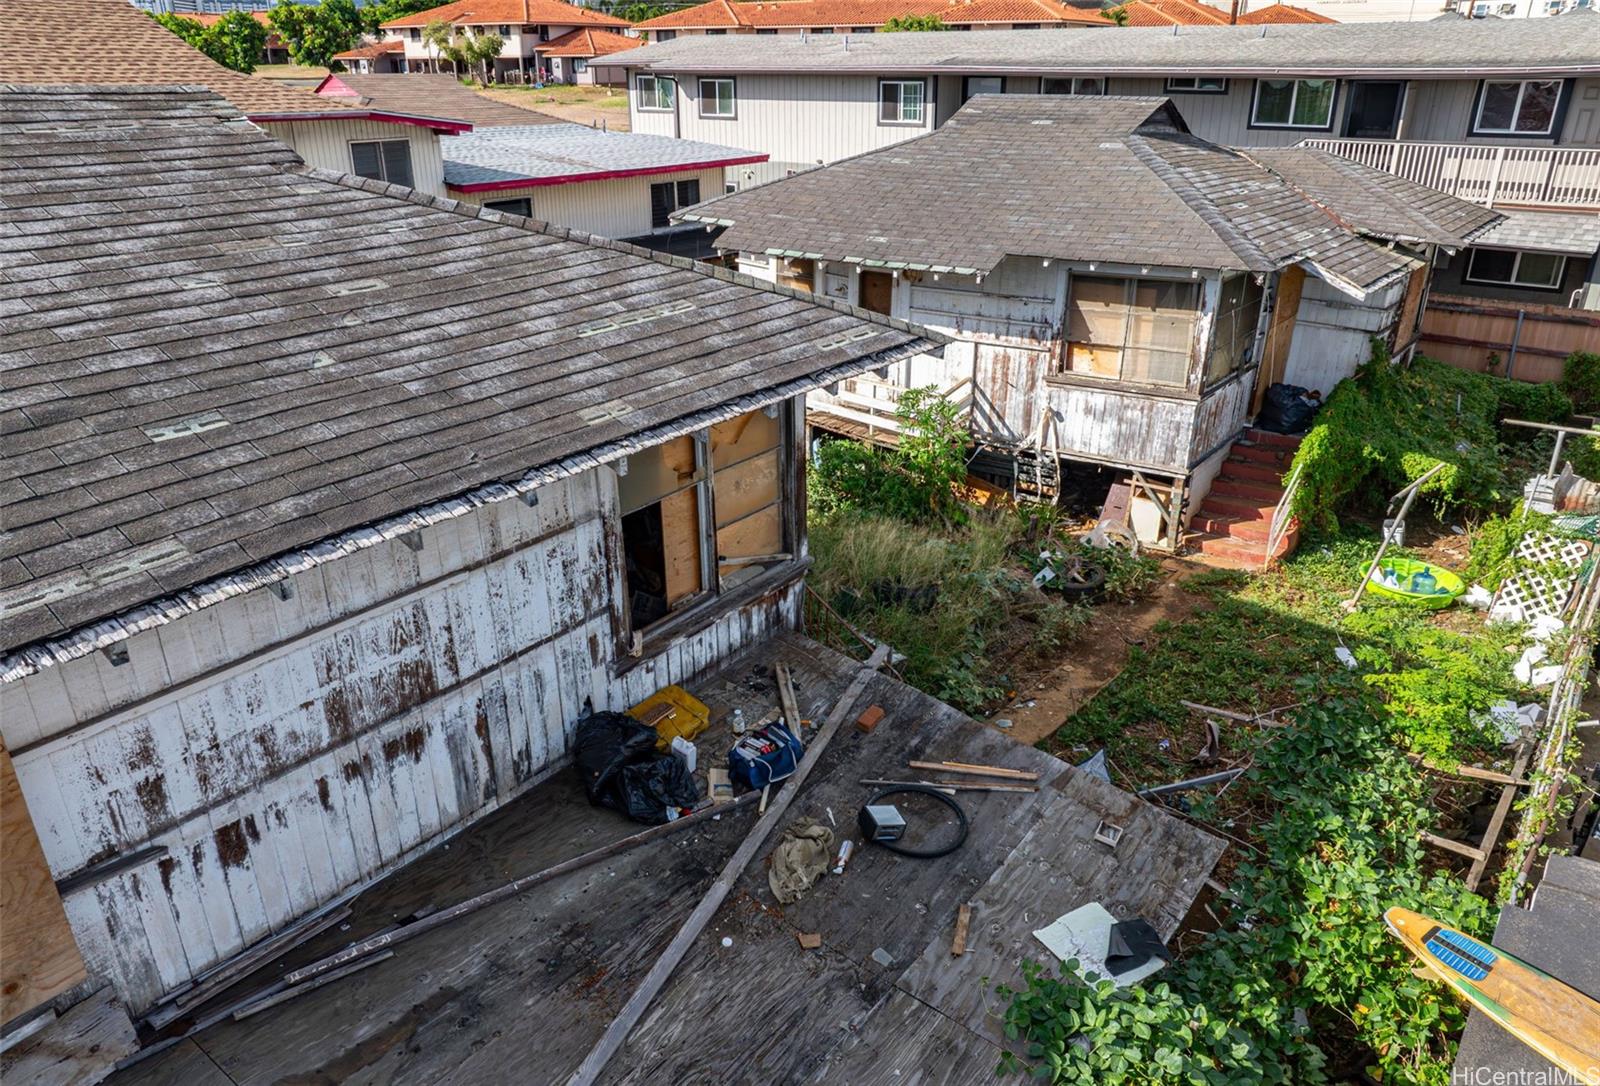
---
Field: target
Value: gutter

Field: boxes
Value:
[447,153,769,192]
[248,109,475,134]
[622,62,1600,79]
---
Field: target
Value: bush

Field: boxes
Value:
[1291,344,1568,530]
[809,385,969,524]
[1560,350,1600,414]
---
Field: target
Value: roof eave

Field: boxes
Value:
[447,152,768,191]
[248,108,475,133]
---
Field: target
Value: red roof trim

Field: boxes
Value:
[249,107,475,134]
[449,152,769,191]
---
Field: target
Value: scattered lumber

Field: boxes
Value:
[775,662,803,740]
[1137,768,1246,799]
[860,778,1036,794]
[1421,831,1486,861]
[951,905,972,957]
[1415,756,1531,787]
[567,645,890,1086]
[1467,743,1535,892]
[907,760,1039,781]
[230,952,393,1021]
[286,791,761,987]
[1179,701,1287,727]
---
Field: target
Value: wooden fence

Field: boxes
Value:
[1419,293,1600,384]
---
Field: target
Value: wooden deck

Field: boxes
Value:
[109,632,1223,1086]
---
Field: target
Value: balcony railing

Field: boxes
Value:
[1299,138,1600,211]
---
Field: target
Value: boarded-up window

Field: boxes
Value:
[617,409,790,633]
[619,437,704,629]
[712,410,783,587]
[1064,276,1198,388]
[1205,273,1264,383]
[777,258,815,293]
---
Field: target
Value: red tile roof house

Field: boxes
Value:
[634,0,1111,38]
[378,0,635,83]
[331,38,408,75]
[540,27,644,84]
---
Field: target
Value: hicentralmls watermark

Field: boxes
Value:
[1452,1069,1600,1085]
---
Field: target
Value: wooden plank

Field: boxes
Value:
[0,744,87,1022]
[1467,744,1534,892]
[951,905,972,957]
[1422,831,1486,861]
[1253,263,1304,416]
[231,951,394,1021]
[660,487,702,606]
[775,663,803,742]
[567,645,890,1086]
[0,986,136,1086]
[908,761,1040,781]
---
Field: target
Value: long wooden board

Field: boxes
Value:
[1,743,86,1023]
[1385,906,1600,1085]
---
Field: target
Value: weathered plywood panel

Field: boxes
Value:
[0,744,86,1023]
[0,985,136,1086]
[1190,374,1254,467]
[1047,383,1195,473]
[1284,273,1405,395]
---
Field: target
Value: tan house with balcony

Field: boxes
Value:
[379,0,633,82]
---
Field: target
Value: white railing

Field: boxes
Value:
[1299,138,1600,211]
[811,374,973,437]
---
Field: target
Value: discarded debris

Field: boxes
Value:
[907,760,1038,781]
[871,947,894,968]
[768,818,836,905]
[951,904,973,957]
[856,704,886,734]
[797,932,822,950]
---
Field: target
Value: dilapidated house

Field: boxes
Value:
[679,95,1501,556]
[0,81,936,1052]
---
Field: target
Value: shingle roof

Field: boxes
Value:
[380,0,630,29]
[1470,209,1600,256]
[636,0,1108,29]
[0,0,353,116]
[316,73,563,126]
[620,16,1600,76]
[443,123,766,188]
[0,85,939,655]
[1237,3,1336,23]
[539,27,645,57]
[681,95,1493,292]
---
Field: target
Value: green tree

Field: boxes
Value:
[460,29,504,84]
[882,13,948,29]
[268,0,364,68]
[152,11,268,72]
[1101,3,1131,22]
[614,0,674,20]
[422,19,466,74]
[359,0,439,35]
[421,21,501,82]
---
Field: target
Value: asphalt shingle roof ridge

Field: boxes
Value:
[1123,131,1276,272]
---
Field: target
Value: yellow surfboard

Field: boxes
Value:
[1384,906,1600,1085]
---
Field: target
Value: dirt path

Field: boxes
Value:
[990,557,1215,747]
[477,88,630,130]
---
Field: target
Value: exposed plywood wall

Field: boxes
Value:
[3,465,802,1014]
[0,743,86,1024]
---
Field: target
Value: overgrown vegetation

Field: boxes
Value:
[1290,345,1571,531]
[882,13,949,29]
[1009,528,1538,1082]
[268,0,365,69]
[809,386,971,525]
[1559,349,1600,415]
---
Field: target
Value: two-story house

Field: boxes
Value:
[379,0,634,82]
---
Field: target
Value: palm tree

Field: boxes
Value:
[422,19,465,75]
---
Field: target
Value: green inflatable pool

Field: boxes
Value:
[1364,557,1465,609]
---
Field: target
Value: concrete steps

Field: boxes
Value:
[1188,428,1304,567]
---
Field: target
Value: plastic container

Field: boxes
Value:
[1363,557,1464,610]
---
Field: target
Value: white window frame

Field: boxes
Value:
[698,77,736,119]
[635,73,675,111]
[879,79,927,125]
[1164,76,1226,94]
[1463,247,1567,290]
[1472,79,1563,137]
[1250,78,1337,130]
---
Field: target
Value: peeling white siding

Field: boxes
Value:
[4,462,800,1014]
[1283,275,1406,394]
[454,166,727,238]
[260,118,448,196]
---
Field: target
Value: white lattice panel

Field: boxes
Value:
[1491,533,1593,622]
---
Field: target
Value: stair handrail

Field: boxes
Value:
[1261,456,1305,571]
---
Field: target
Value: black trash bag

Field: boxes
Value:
[573,712,701,824]
[1257,383,1321,435]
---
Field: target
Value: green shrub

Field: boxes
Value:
[809,385,968,524]
[1290,344,1567,530]
[1560,350,1600,414]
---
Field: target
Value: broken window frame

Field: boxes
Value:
[614,406,794,645]
[1204,272,1265,387]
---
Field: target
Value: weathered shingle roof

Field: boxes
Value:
[620,16,1600,76]
[1471,209,1600,256]
[316,73,563,127]
[0,85,939,656]
[635,0,1108,30]
[443,123,766,189]
[380,0,630,29]
[3,0,390,120]
[682,95,1495,291]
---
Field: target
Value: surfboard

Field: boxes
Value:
[1384,906,1600,1085]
